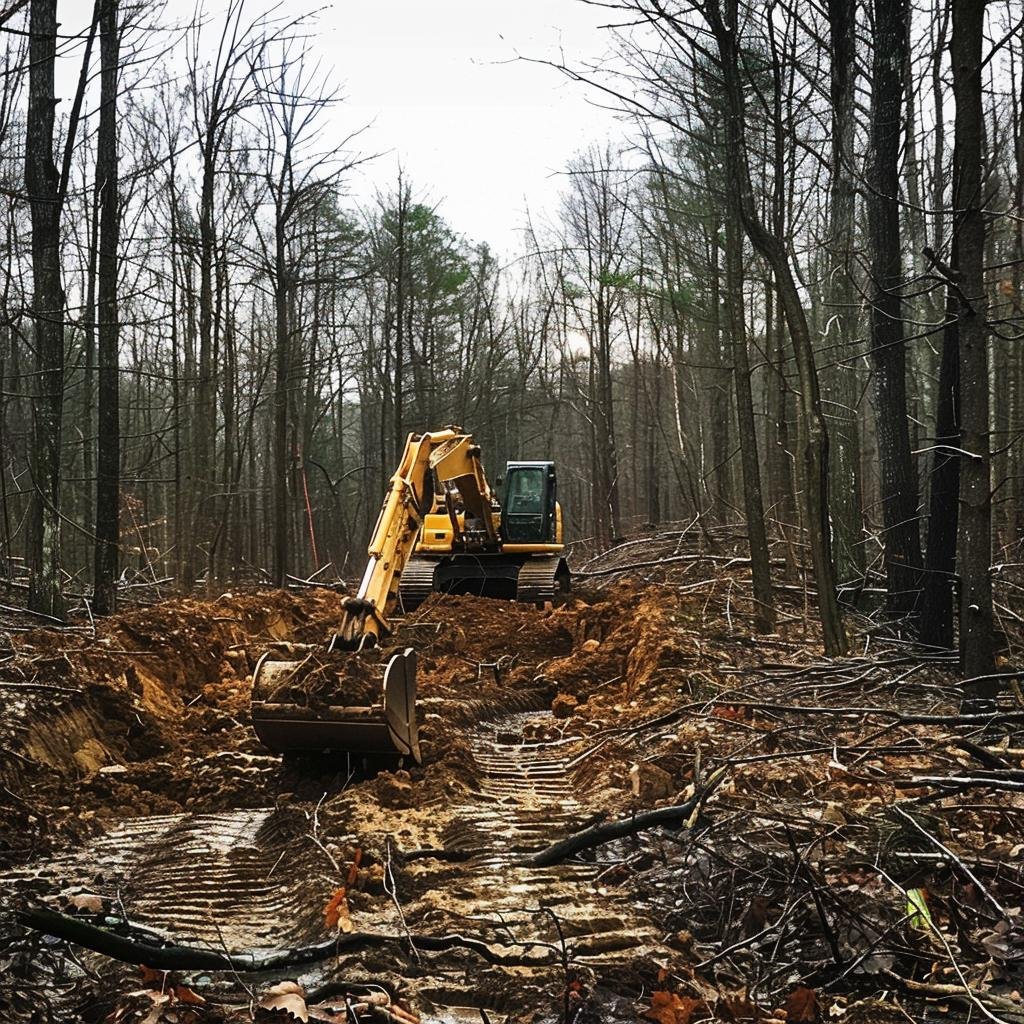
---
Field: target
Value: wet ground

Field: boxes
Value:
[1,560,1023,1022]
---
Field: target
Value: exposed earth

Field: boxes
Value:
[1,541,1022,1023]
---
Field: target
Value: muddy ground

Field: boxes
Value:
[1,546,1023,1023]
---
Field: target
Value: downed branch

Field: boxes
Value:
[528,766,728,867]
[574,554,780,578]
[884,969,1024,1023]
[15,905,558,971]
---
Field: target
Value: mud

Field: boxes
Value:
[0,552,1016,1023]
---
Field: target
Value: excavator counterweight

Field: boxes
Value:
[250,428,569,763]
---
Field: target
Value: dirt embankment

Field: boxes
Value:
[0,582,689,865]
[0,589,348,861]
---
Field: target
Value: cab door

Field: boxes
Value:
[503,464,555,543]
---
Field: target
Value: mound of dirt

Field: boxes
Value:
[0,582,704,865]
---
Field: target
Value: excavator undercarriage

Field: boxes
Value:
[250,428,570,764]
[398,553,570,609]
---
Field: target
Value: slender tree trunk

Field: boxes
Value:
[952,0,995,692]
[82,184,99,555]
[920,278,960,648]
[272,210,289,587]
[825,0,865,586]
[706,0,847,654]
[25,0,65,619]
[725,206,775,632]
[93,0,120,615]
[867,0,923,620]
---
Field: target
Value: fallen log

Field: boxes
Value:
[15,905,557,971]
[527,767,727,867]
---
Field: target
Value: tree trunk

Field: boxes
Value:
[93,0,120,615]
[920,281,960,648]
[725,205,775,632]
[825,0,865,587]
[952,0,995,693]
[25,0,65,619]
[867,0,923,620]
[272,210,290,588]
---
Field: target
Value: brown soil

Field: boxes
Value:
[0,546,1020,1024]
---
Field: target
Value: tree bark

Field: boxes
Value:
[867,0,923,620]
[24,0,65,619]
[825,0,865,587]
[952,0,995,693]
[272,208,290,587]
[93,0,120,615]
[919,276,960,649]
[724,205,775,633]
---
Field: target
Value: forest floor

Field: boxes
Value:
[1,536,1023,1023]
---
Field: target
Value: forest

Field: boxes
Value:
[0,0,1020,662]
[1,0,1024,1021]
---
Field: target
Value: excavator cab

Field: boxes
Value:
[502,462,557,543]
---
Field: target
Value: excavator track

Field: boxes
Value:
[515,555,571,606]
[402,554,570,611]
[398,557,438,612]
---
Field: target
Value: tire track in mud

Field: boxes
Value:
[13,807,333,951]
[404,714,663,964]
[8,711,663,984]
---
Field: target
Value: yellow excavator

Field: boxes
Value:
[250,427,570,762]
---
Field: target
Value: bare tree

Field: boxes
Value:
[866,0,923,620]
[24,0,64,617]
[952,0,995,691]
[93,0,121,614]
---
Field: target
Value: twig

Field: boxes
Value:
[891,805,1010,919]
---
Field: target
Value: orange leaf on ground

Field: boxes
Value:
[322,886,353,932]
[643,990,703,1024]
[171,984,205,1006]
[345,847,363,887]
[784,986,819,1022]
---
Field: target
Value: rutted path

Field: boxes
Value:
[402,714,662,965]
[10,712,663,987]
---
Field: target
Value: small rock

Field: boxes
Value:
[581,638,601,652]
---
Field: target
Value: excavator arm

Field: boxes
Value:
[331,429,498,649]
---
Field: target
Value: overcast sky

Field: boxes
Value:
[314,0,625,256]
[53,1,625,257]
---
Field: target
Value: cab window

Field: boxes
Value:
[506,467,545,514]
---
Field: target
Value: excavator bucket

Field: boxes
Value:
[250,647,421,763]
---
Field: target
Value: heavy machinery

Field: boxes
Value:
[250,427,570,762]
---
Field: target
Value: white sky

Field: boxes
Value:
[312,0,624,255]
[52,0,625,257]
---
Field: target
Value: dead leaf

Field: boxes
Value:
[718,994,760,1021]
[785,986,819,1023]
[258,981,308,1021]
[345,847,363,886]
[139,966,166,986]
[69,892,106,914]
[171,985,205,1006]
[643,990,702,1024]
[323,886,353,932]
